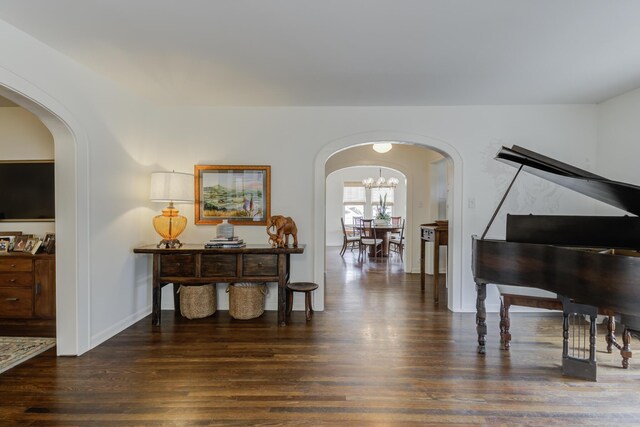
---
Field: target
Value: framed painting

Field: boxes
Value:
[195,165,271,226]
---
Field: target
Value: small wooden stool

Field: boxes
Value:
[286,282,319,321]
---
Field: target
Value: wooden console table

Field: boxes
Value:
[420,221,448,304]
[133,244,305,326]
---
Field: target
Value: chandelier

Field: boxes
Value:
[362,168,399,189]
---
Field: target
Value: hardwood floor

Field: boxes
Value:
[1,247,639,425]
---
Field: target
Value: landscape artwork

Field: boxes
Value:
[195,165,271,226]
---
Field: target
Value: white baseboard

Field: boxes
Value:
[90,306,151,349]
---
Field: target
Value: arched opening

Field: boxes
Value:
[0,73,90,355]
[313,132,464,312]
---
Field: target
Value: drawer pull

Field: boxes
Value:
[9,279,16,283]
[10,264,16,268]
[5,297,19,302]
[258,262,263,267]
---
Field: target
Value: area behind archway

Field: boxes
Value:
[0,77,90,356]
[314,132,464,312]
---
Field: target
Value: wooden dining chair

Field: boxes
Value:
[351,216,363,237]
[389,219,405,261]
[390,216,402,239]
[340,217,360,256]
[358,219,383,262]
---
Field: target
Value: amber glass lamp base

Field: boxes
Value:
[153,203,187,248]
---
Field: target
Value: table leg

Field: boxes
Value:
[420,238,426,291]
[278,254,287,326]
[382,231,390,257]
[433,232,440,304]
[152,254,161,326]
[173,283,181,317]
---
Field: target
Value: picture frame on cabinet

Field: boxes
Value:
[0,235,15,252]
[13,235,30,252]
[29,240,42,255]
[23,238,37,254]
[43,233,56,254]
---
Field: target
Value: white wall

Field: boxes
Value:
[598,87,640,210]
[0,19,155,353]
[0,106,55,236]
[0,18,605,353]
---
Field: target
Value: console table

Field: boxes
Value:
[133,244,305,326]
[420,221,448,304]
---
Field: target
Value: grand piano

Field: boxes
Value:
[472,145,640,380]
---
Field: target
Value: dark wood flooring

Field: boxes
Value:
[0,247,639,425]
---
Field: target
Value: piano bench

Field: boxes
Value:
[500,293,561,350]
[500,293,620,363]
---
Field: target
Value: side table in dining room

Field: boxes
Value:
[133,244,305,327]
[420,220,448,304]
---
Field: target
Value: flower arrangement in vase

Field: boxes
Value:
[375,193,391,225]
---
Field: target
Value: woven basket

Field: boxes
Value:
[227,283,267,320]
[178,284,216,319]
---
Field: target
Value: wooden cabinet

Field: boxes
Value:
[0,253,55,319]
[134,244,305,327]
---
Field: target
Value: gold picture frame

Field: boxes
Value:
[194,165,271,226]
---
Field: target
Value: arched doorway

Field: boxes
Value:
[313,132,464,313]
[326,165,407,268]
[0,74,90,355]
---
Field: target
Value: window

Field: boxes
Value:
[343,182,365,225]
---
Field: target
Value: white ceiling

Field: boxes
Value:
[1,0,640,106]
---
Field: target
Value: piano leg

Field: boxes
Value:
[621,327,632,369]
[499,299,511,350]
[606,315,616,354]
[476,281,487,354]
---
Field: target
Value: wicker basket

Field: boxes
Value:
[227,283,267,320]
[178,284,216,319]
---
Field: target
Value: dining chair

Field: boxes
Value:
[358,219,383,261]
[389,219,405,261]
[340,217,360,256]
[390,216,402,239]
[351,216,363,237]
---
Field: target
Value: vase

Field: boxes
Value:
[217,219,234,238]
[375,219,389,226]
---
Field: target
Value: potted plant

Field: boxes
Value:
[375,193,391,225]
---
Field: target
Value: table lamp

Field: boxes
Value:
[150,171,194,248]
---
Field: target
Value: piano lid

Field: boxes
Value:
[496,145,640,216]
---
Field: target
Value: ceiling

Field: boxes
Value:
[1,0,640,106]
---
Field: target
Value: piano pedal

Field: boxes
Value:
[561,298,598,381]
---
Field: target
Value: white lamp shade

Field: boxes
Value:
[150,171,194,203]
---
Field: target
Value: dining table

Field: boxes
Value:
[347,222,403,257]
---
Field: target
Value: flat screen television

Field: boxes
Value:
[0,161,55,222]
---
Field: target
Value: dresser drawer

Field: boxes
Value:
[201,254,237,277]
[0,259,33,272]
[0,272,33,287]
[0,287,33,318]
[160,255,196,277]
[242,254,277,276]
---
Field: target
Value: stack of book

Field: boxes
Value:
[204,237,245,248]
